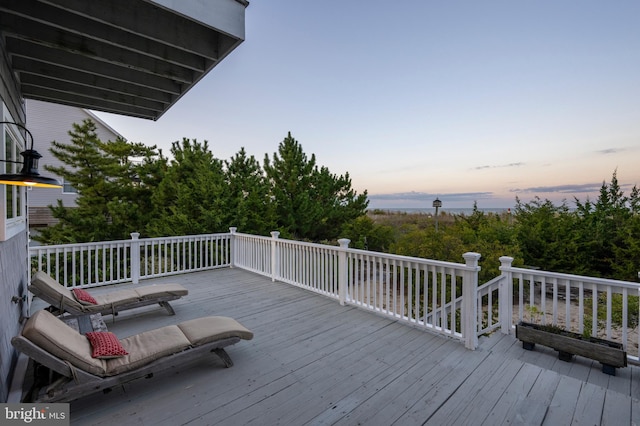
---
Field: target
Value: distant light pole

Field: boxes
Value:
[433,197,442,231]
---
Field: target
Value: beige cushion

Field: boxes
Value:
[22,310,107,376]
[134,283,188,299]
[92,289,140,306]
[21,311,253,379]
[106,326,191,376]
[31,272,188,315]
[178,316,254,346]
[30,271,85,312]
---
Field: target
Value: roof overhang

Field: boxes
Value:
[0,0,249,120]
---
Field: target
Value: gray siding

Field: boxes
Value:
[25,100,122,216]
[0,33,28,403]
[0,233,28,402]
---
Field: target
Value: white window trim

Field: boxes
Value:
[62,179,78,194]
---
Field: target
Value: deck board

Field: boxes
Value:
[334,333,480,426]
[28,268,640,425]
[480,362,542,426]
[542,375,583,425]
[572,381,606,425]
[602,389,632,426]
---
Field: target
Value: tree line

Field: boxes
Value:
[36,120,368,244]
[37,119,640,283]
[362,172,640,282]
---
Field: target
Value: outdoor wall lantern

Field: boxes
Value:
[432,197,442,231]
[0,121,61,188]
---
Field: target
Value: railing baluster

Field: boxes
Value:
[578,283,584,334]
[552,278,558,325]
[592,282,598,337]
[606,286,613,339]
[622,287,628,351]
[565,279,571,329]
[516,274,522,323]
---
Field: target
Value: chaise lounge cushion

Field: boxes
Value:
[134,284,189,300]
[22,310,107,376]
[20,309,254,378]
[29,271,188,316]
[177,316,254,346]
[91,288,143,307]
[31,272,86,312]
[106,326,192,376]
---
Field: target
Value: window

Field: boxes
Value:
[62,180,78,194]
[1,122,27,241]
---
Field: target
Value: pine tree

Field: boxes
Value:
[146,138,228,236]
[264,132,368,241]
[575,171,636,278]
[263,132,317,239]
[224,148,275,235]
[35,119,159,243]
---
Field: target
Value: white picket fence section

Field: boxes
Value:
[231,230,342,299]
[230,230,482,348]
[29,232,231,288]
[343,249,481,348]
[497,256,640,361]
[476,274,504,336]
[29,229,640,359]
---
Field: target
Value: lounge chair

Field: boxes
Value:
[12,309,254,403]
[29,271,188,316]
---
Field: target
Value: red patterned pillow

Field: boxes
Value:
[85,332,128,359]
[72,288,97,305]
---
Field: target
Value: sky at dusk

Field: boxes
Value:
[94,1,640,210]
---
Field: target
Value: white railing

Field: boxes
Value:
[29,229,483,349]
[30,229,640,359]
[498,256,640,362]
[232,230,342,299]
[230,230,482,349]
[29,232,232,288]
[31,238,134,287]
[476,274,504,336]
[344,248,481,348]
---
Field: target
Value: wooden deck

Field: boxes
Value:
[34,268,640,425]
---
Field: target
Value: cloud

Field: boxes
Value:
[510,183,600,194]
[595,145,640,155]
[597,148,620,155]
[473,162,525,170]
[369,191,494,202]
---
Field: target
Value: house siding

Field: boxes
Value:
[0,231,28,402]
[25,100,122,227]
[0,34,29,403]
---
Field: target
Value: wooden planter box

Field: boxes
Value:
[515,321,627,375]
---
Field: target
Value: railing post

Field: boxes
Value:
[229,227,237,268]
[499,256,515,335]
[463,252,481,350]
[270,231,280,282]
[338,238,350,306]
[130,232,140,284]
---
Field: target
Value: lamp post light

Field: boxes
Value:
[432,197,442,231]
